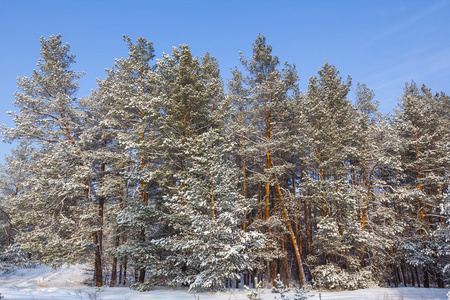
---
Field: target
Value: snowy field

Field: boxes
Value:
[0,265,448,300]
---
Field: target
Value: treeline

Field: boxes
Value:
[0,34,449,291]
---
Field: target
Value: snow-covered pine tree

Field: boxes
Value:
[394,82,450,288]
[353,83,381,254]
[94,36,158,285]
[78,90,124,287]
[1,35,101,282]
[352,83,403,284]
[146,45,265,291]
[432,89,450,285]
[298,63,378,289]
[236,34,305,286]
[227,67,263,286]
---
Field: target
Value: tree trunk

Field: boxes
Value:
[139,269,145,283]
[268,155,307,287]
[93,231,103,287]
[138,228,146,283]
[408,264,414,287]
[119,264,123,286]
[398,265,405,287]
[423,268,430,288]
[94,196,104,287]
[282,237,289,286]
[392,265,398,287]
[436,270,444,288]
[304,198,311,255]
[123,255,128,286]
[415,267,420,288]
[8,209,14,246]
[110,234,120,287]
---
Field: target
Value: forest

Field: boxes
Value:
[0,34,449,292]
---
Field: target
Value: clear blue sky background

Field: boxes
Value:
[1,0,449,163]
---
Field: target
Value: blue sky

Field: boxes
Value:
[1,0,449,163]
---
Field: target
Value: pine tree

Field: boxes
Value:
[352,83,403,283]
[298,63,378,289]
[1,35,101,282]
[94,36,158,285]
[148,45,265,291]
[236,34,305,285]
[394,82,450,288]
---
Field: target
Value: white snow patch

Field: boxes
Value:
[0,265,448,299]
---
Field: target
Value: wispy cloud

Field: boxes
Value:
[370,47,450,91]
[364,0,450,48]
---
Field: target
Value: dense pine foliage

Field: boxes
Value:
[1,35,449,291]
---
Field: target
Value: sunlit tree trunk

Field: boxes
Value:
[268,155,306,286]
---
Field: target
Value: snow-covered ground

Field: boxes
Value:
[0,265,448,300]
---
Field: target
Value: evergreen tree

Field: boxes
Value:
[1,35,101,283]
[148,45,264,290]
[394,82,450,288]
[299,63,375,288]
[94,36,158,285]
[236,34,305,286]
[352,83,403,283]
